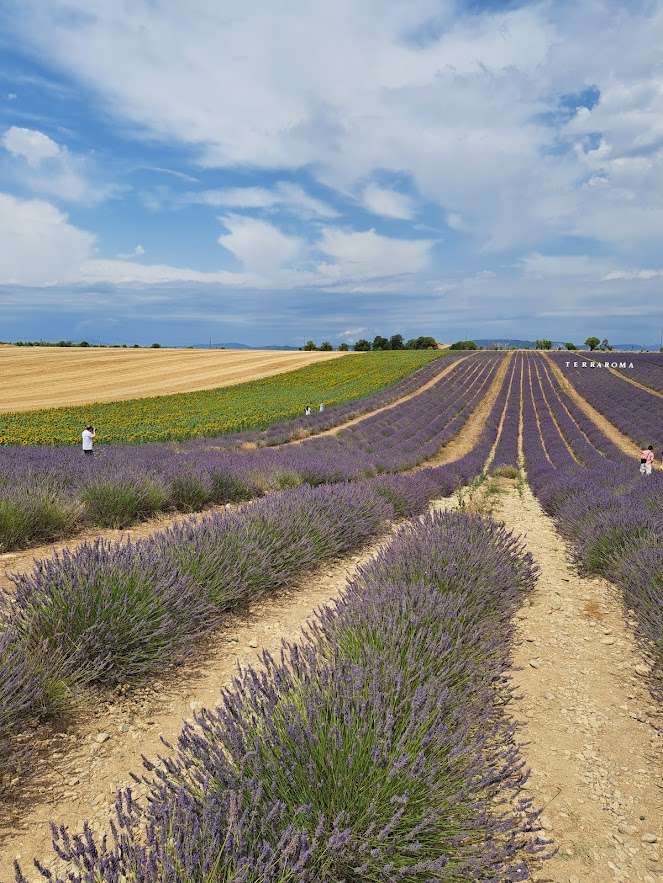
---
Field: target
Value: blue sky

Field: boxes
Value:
[1,0,663,346]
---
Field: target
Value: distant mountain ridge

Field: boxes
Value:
[474,339,657,351]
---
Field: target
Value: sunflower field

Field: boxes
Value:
[0,350,446,445]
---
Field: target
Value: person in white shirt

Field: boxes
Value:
[304,405,312,416]
[319,402,325,412]
[82,425,96,455]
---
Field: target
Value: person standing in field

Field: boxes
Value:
[82,425,96,455]
[639,444,654,475]
[319,402,325,412]
[304,405,312,416]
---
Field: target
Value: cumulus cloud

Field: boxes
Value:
[1,125,113,203]
[2,126,61,166]
[0,191,95,284]
[360,185,416,220]
[317,228,432,281]
[217,215,306,273]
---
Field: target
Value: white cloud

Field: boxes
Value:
[317,228,432,281]
[519,253,617,279]
[1,125,114,203]
[602,268,663,281]
[218,215,306,273]
[188,182,337,218]
[2,126,60,166]
[78,259,254,286]
[360,185,416,220]
[0,191,95,284]
[116,244,146,259]
[11,0,663,256]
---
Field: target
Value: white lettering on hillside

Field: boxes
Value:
[563,359,635,369]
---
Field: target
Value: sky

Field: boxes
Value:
[1,0,663,347]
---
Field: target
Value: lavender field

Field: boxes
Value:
[3,349,663,881]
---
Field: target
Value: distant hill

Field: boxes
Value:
[474,339,658,351]
[190,342,302,351]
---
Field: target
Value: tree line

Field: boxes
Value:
[534,337,612,351]
[302,334,438,352]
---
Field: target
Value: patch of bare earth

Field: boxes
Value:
[494,481,663,883]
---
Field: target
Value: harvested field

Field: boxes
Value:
[0,346,344,412]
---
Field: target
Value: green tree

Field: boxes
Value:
[150,342,161,348]
[319,341,333,351]
[389,334,404,350]
[585,336,600,351]
[338,342,350,351]
[79,340,90,347]
[354,338,371,351]
[303,340,318,351]
[406,335,438,350]
[535,339,552,350]
[449,340,478,350]
[598,338,612,351]
[372,335,390,350]
[564,342,577,350]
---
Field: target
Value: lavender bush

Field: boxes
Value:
[522,353,663,700]
[0,353,503,550]
[20,509,547,881]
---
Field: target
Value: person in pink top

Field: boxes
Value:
[639,444,655,475]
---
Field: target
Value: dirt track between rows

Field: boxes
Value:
[497,482,663,883]
[542,354,639,458]
[0,347,345,412]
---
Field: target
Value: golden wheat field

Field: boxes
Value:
[0,346,345,412]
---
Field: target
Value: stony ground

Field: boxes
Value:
[495,481,663,883]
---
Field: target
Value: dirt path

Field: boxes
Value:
[494,482,663,883]
[542,354,638,458]
[2,530,402,878]
[427,351,512,465]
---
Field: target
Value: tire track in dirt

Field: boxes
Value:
[542,355,638,458]
[495,482,663,883]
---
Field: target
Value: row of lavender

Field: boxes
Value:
[548,351,663,452]
[17,508,548,882]
[522,354,662,699]
[612,352,663,395]
[199,350,466,448]
[1,357,512,804]
[0,353,502,551]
